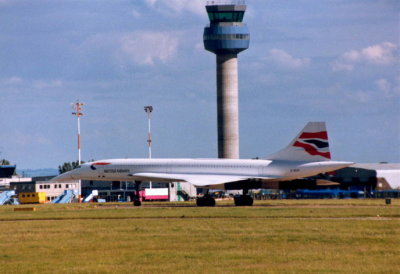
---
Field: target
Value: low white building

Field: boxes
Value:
[0,176,32,190]
[10,179,80,202]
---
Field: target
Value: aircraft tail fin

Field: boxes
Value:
[266,122,332,162]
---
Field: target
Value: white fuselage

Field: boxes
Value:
[52,122,355,192]
[81,159,272,180]
[57,158,352,188]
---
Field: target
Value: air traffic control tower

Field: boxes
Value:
[203,0,249,159]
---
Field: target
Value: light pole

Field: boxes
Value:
[144,106,153,189]
[144,106,153,159]
[72,100,84,165]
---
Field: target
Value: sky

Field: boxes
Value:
[0,0,399,169]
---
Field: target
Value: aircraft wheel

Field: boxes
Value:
[234,195,253,206]
[196,198,204,207]
[196,197,215,207]
[133,200,142,206]
[207,197,216,207]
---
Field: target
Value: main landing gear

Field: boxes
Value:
[196,195,216,207]
[195,190,254,206]
[234,189,254,206]
[196,190,216,207]
[133,181,142,206]
[234,195,253,206]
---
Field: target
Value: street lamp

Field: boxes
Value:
[72,100,84,165]
[144,106,153,159]
[144,106,153,189]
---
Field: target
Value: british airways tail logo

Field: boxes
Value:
[293,131,331,159]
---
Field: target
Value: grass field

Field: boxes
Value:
[0,199,399,273]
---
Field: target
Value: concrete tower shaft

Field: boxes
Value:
[203,1,250,159]
[217,54,239,158]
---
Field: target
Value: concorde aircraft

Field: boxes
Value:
[52,122,353,206]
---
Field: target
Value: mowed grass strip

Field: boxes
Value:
[0,200,399,273]
[0,204,399,221]
[0,218,399,273]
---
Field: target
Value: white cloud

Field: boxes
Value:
[80,31,180,67]
[362,42,397,65]
[0,76,23,85]
[144,0,204,16]
[375,78,400,97]
[327,85,373,104]
[0,77,66,99]
[326,77,400,105]
[0,0,12,5]
[332,42,398,71]
[375,78,390,92]
[119,31,179,65]
[331,61,353,72]
[350,90,372,103]
[145,0,157,5]
[131,9,142,18]
[266,49,310,69]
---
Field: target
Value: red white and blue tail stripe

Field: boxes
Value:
[293,130,331,159]
[267,122,332,162]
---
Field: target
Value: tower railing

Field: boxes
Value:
[205,22,247,28]
[206,0,245,6]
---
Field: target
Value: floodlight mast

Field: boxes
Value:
[72,100,84,165]
[144,106,153,189]
[144,106,153,159]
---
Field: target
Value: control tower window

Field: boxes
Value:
[208,11,244,22]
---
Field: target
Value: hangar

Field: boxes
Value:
[263,163,400,199]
